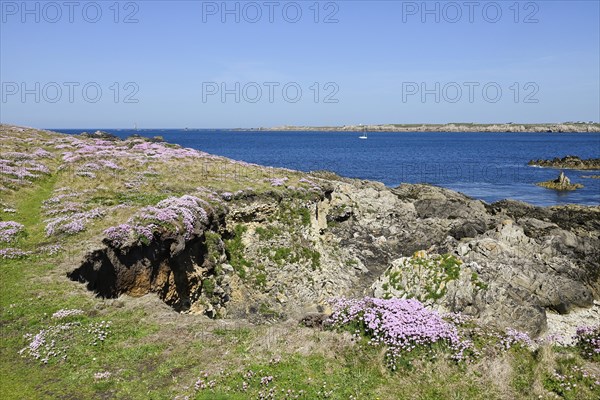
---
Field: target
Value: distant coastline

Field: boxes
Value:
[244,123,600,133]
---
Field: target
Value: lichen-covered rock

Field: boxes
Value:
[536,171,583,190]
[529,155,600,170]
[371,252,476,304]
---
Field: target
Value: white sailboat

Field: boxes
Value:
[359,124,368,139]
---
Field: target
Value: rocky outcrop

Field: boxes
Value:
[69,178,599,336]
[215,181,598,335]
[79,130,120,141]
[536,172,584,190]
[321,183,598,336]
[529,156,600,170]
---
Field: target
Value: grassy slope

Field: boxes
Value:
[0,126,598,399]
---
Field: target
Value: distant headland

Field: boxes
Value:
[246,123,600,133]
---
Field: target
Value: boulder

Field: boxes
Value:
[536,171,583,190]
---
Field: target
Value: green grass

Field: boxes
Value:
[255,225,282,241]
[224,224,251,279]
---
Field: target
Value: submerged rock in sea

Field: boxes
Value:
[536,171,583,191]
[80,130,120,141]
[528,155,600,170]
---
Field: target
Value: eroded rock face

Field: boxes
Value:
[69,209,232,316]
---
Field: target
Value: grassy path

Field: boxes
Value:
[0,176,59,397]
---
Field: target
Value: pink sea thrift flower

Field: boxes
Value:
[0,221,25,242]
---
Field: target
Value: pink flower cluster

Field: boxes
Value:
[75,160,123,178]
[550,365,600,394]
[43,201,85,216]
[328,297,469,368]
[43,191,85,205]
[574,325,600,359]
[94,371,112,381]
[89,321,111,345]
[221,192,233,201]
[19,318,113,364]
[0,158,50,183]
[500,328,533,350]
[18,322,80,364]
[260,376,274,386]
[52,309,84,319]
[104,195,211,247]
[32,148,52,158]
[39,244,62,256]
[103,224,137,247]
[0,146,52,191]
[194,371,216,390]
[45,208,105,236]
[0,247,32,259]
[55,136,205,167]
[0,221,25,242]
[268,177,288,187]
[298,177,322,191]
[42,189,107,237]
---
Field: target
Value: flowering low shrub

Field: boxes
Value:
[194,370,216,391]
[104,224,137,247]
[298,177,322,191]
[221,192,233,201]
[38,244,63,256]
[94,371,112,381]
[19,317,112,364]
[41,189,108,237]
[0,221,25,243]
[18,322,80,364]
[43,201,85,216]
[328,297,471,368]
[500,328,533,350]
[0,247,32,259]
[138,195,209,238]
[268,177,288,187]
[55,135,204,167]
[52,309,84,319]
[103,195,211,247]
[45,208,105,236]
[0,158,50,180]
[574,325,600,361]
[0,145,52,190]
[32,148,52,158]
[544,363,600,398]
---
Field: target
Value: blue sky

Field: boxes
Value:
[1,0,599,128]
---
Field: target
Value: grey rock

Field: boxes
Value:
[71,178,599,336]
